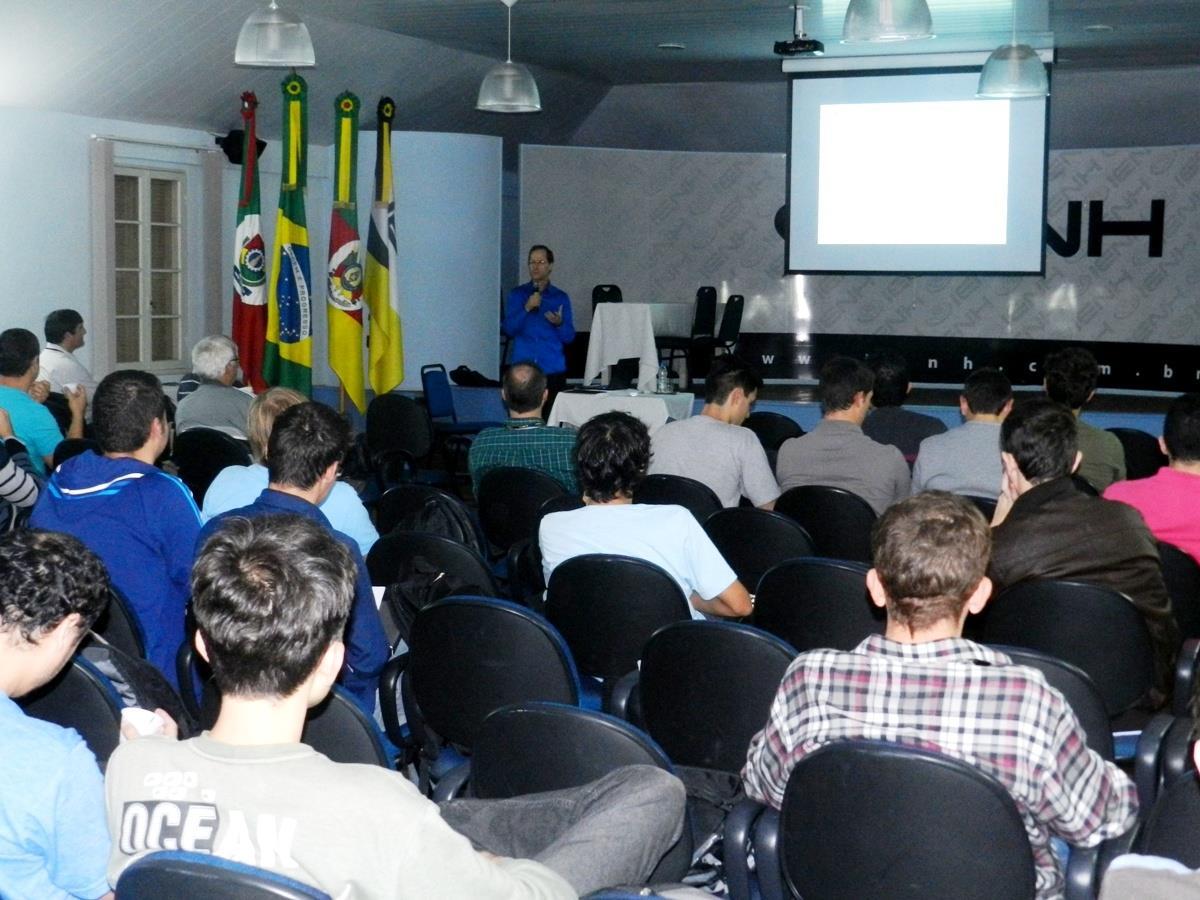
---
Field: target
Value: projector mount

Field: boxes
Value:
[774,4,824,57]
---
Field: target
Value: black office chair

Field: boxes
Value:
[1159,541,1200,639]
[591,283,623,312]
[714,294,744,355]
[743,412,804,453]
[372,483,487,556]
[364,393,449,490]
[171,428,251,506]
[545,555,692,699]
[115,849,332,899]
[1109,427,1167,480]
[704,507,816,593]
[753,558,883,652]
[657,286,718,370]
[366,531,501,597]
[300,685,392,767]
[477,466,566,555]
[505,537,545,608]
[611,620,796,774]
[632,473,722,524]
[749,740,1037,900]
[964,493,999,521]
[51,437,101,470]
[20,655,123,767]
[774,484,877,563]
[91,584,147,660]
[1135,768,1200,868]
[976,579,1156,717]
[535,492,585,533]
[999,646,1115,760]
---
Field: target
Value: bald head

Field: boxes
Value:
[502,362,548,416]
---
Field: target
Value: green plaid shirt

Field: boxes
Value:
[468,418,579,496]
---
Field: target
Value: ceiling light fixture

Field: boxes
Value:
[977,0,1049,99]
[657,42,686,51]
[477,0,541,114]
[234,0,315,68]
[842,0,933,43]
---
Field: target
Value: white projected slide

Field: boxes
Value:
[817,100,1010,245]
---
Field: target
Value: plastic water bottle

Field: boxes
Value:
[656,362,671,394]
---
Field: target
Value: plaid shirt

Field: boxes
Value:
[743,636,1137,899]
[468,418,579,496]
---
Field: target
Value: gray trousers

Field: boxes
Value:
[439,764,687,896]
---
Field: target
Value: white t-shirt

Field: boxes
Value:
[539,503,738,619]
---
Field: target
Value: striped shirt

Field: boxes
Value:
[743,636,1137,899]
[468,418,578,496]
[0,439,39,508]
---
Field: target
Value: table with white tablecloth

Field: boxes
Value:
[547,390,695,434]
[583,302,693,392]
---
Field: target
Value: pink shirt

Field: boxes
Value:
[1104,467,1200,562]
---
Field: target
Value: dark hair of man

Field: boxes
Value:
[871,491,991,632]
[191,514,354,698]
[92,370,167,453]
[818,356,875,415]
[962,368,1013,416]
[868,352,910,408]
[0,529,110,642]
[528,244,554,264]
[0,328,40,378]
[1001,397,1078,483]
[266,402,350,490]
[1163,393,1200,462]
[704,355,763,405]
[503,361,547,414]
[44,309,83,345]
[576,411,650,502]
[1044,347,1099,410]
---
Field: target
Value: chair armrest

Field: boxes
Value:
[608,670,640,722]
[379,654,409,750]
[1173,637,1200,717]
[175,638,201,721]
[1096,824,1140,886]
[725,798,767,900]
[1064,844,1099,900]
[431,760,471,803]
[752,806,785,900]
[1134,712,1175,811]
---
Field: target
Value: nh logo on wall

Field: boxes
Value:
[1047,200,1165,257]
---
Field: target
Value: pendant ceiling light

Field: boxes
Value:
[477,0,541,113]
[842,0,934,43]
[235,0,316,68]
[977,2,1049,98]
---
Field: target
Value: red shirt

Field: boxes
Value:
[1104,466,1200,563]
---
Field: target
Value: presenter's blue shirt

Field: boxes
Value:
[503,281,575,375]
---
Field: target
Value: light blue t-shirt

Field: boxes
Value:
[202,463,380,557]
[0,384,62,475]
[0,693,110,899]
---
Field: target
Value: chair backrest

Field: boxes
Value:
[692,286,718,337]
[753,558,883,652]
[408,597,581,748]
[978,579,1156,715]
[743,411,804,452]
[365,393,434,462]
[632,473,722,524]
[299,685,391,767]
[778,740,1036,900]
[477,466,566,553]
[1159,541,1200,638]
[366,531,501,597]
[716,294,744,345]
[997,646,1115,760]
[20,655,123,766]
[1136,770,1200,868]
[704,507,816,593]
[419,363,457,422]
[172,428,252,506]
[93,584,147,660]
[638,621,796,772]
[774,484,877,563]
[52,437,101,470]
[373,483,485,554]
[535,492,585,533]
[115,849,332,899]
[1108,427,1167,480]
[591,283,623,311]
[963,494,999,521]
[545,554,692,680]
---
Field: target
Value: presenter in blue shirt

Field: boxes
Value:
[504,244,575,416]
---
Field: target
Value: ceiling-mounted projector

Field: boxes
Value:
[775,5,824,56]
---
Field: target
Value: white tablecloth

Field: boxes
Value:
[548,390,695,434]
[584,303,693,391]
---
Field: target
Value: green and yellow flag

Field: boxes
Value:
[264,73,312,395]
[327,92,365,412]
[365,97,404,395]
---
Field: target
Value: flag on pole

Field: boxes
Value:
[264,73,313,395]
[230,92,267,393]
[365,97,404,396]
[326,92,366,412]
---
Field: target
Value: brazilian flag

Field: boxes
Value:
[264,73,312,395]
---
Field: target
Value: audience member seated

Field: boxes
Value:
[911,367,1013,498]
[199,402,387,717]
[540,411,752,619]
[31,371,200,688]
[648,355,779,509]
[37,308,99,407]
[0,327,84,475]
[1105,393,1200,565]
[174,335,254,440]
[203,387,378,557]
[1044,346,1125,490]
[862,351,947,460]
[775,356,910,515]
[0,407,39,511]
[105,513,685,897]
[990,398,1178,705]
[743,491,1138,900]
[468,361,578,496]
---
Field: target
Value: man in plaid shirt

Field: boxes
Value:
[468,362,578,496]
[743,491,1137,899]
